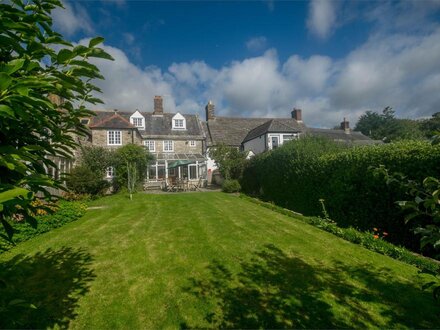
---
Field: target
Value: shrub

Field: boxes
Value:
[241,140,440,253]
[0,201,87,252]
[222,179,241,193]
[66,166,110,196]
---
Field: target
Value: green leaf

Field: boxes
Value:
[0,187,32,204]
[89,36,105,48]
[5,59,25,74]
[1,218,14,240]
[88,48,114,61]
[57,48,74,64]
[0,72,13,91]
[0,104,14,117]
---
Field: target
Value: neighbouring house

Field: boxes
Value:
[88,96,207,189]
[202,102,376,184]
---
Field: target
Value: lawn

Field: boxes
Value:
[1,192,439,328]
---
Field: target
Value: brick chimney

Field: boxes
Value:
[340,117,350,134]
[291,108,302,122]
[153,95,163,115]
[205,100,215,121]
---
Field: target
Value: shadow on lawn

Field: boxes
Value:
[184,244,439,329]
[0,247,95,329]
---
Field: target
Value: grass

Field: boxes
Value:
[1,192,439,328]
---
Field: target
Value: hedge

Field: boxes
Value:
[241,139,440,253]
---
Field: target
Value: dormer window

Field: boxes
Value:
[172,112,186,130]
[130,110,145,129]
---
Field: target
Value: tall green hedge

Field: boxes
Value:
[241,139,440,252]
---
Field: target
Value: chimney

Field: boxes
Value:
[340,117,350,133]
[205,100,215,121]
[291,108,302,122]
[113,109,118,115]
[153,95,163,115]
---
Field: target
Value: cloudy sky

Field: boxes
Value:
[53,0,440,127]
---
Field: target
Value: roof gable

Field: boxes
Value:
[89,112,135,129]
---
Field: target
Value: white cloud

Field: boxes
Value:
[307,0,337,39]
[245,36,268,52]
[82,24,440,128]
[52,1,93,36]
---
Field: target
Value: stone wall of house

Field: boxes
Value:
[146,139,203,154]
[91,129,142,148]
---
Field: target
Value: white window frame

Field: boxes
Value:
[132,117,144,128]
[171,113,186,130]
[144,140,155,152]
[106,166,114,178]
[189,140,196,147]
[163,140,174,152]
[107,130,122,146]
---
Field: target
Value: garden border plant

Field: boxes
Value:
[239,194,439,273]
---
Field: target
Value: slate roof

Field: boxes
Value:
[243,119,304,143]
[307,128,379,144]
[89,111,204,138]
[205,117,305,147]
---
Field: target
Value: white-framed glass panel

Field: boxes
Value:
[107,130,122,145]
[188,164,197,180]
[169,168,176,176]
[148,165,157,181]
[163,140,174,152]
[189,140,196,147]
[271,136,279,149]
[106,166,114,178]
[132,117,144,127]
[174,119,184,128]
[144,140,155,152]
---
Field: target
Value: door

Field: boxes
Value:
[271,136,279,149]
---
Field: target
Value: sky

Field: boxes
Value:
[52,0,440,128]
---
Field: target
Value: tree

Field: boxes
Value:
[354,107,424,142]
[114,144,153,198]
[0,0,113,240]
[420,112,440,139]
[209,144,247,180]
[65,146,113,196]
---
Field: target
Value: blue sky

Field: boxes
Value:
[53,0,440,127]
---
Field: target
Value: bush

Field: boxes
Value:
[0,201,87,252]
[222,179,241,193]
[66,165,111,196]
[241,140,440,254]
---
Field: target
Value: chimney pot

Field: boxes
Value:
[154,95,164,115]
[291,108,302,122]
[206,100,215,121]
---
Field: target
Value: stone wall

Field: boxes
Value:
[146,139,203,154]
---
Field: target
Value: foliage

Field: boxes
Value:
[354,107,424,142]
[239,194,439,273]
[66,165,110,196]
[209,144,247,180]
[0,0,113,240]
[78,146,113,177]
[221,179,241,193]
[241,140,440,254]
[0,200,87,252]
[113,144,153,194]
[420,112,440,139]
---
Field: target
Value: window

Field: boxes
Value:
[171,113,186,130]
[80,118,89,125]
[189,164,197,180]
[271,136,279,149]
[189,140,196,147]
[106,166,114,178]
[174,119,184,128]
[132,117,143,127]
[108,130,122,145]
[144,140,155,152]
[163,140,173,152]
